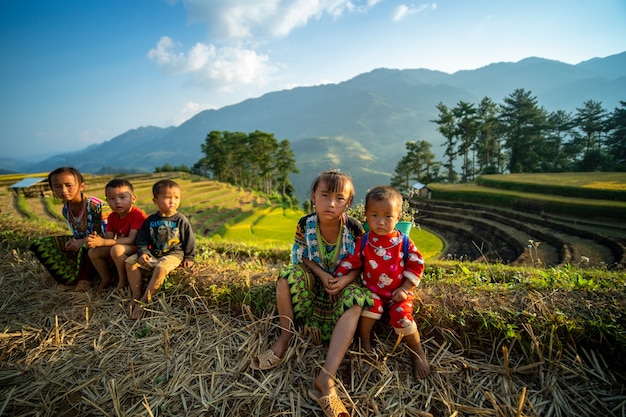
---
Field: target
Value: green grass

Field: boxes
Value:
[214,206,301,249]
[476,172,626,202]
[214,204,446,257]
[481,172,626,189]
[411,227,444,260]
[15,194,35,219]
[430,181,626,221]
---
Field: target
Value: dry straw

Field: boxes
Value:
[0,246,624,417]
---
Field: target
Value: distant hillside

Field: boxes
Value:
[14,51,626,201]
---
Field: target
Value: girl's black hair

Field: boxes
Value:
[310,169,354,198]
[47,167,84,188]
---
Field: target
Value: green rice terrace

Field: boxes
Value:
[1,171,625,417]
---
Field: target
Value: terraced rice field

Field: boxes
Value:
[4,173,269,241]
[5,172,626,268]
[412,200,626,268]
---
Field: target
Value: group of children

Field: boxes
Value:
[30,167,196,320]
[31,166,429,417]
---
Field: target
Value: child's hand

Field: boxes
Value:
[327,274,349,297]
[321,272,341,301]
[182,260,194,268]
[321,272,333,292]
[392,287,410,303]
[85,233,102,248]
[137,254,152,266]
[65,238,83,252]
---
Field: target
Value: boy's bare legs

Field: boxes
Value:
[267,277,295,359]
[141,266,168,303]
[358,316,376,354]
[110,244,132,290]
[127,266,168,319]
[314,304,362,397]
[89,247,115,295]
[127,262,145,319]
[404,330,430,379]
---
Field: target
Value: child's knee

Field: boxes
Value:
[110,244,122,257]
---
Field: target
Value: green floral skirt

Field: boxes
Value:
[279,263,373,342]
[30,236,94,285]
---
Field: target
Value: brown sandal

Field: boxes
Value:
[308,389,349,417]
[251,349,282,370]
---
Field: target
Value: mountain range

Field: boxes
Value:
[4,51,625,202]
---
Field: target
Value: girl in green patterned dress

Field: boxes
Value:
[30,167,106,291]
[252,169,372,417]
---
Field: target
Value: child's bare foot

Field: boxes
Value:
[115,286,128,298]
[361,338,373,353]
[94,278,112,296]
[58,283,76,292]
[362,348,379,365]
[116,277,128,290]
[129,300,145,320]
[73,280,91,292]
[412,349,431,379]
[314,370,336,397]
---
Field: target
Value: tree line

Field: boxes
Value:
[187,130,299,199]
[392,89,626,191]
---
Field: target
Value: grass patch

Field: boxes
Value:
[411,227,444,260]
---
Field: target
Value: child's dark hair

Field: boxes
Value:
[47,167,84,188]
[365,185,402,210]
[106,178,134,193]
[152,179,180,198]
[311,169,355,200]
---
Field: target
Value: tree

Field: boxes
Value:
[432,102,458,182]
[198,130,299,195]
[391,153,413,193]
[544,110,575,171]
[572,100,609,171]
[499,89,547,173]
[475,97,504,174]
[391,140,438,192]
[574,100,608,153]
[248,130,279,193]
[452,101,479,181]
[274,139,299,197]
[201,131,229,182]
[605,101,626,169]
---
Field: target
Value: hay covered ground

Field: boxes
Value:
[1,241,625,417]
[1,195,625,417]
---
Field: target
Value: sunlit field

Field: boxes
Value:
[213,205,444,258]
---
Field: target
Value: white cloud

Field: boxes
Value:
[392,3,436,22]
[148,36,277,91]
[179,0,369,40]
[150,1,382,91]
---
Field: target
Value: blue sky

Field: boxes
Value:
[1,0,625,162]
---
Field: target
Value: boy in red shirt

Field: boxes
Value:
[87,179,147,295]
